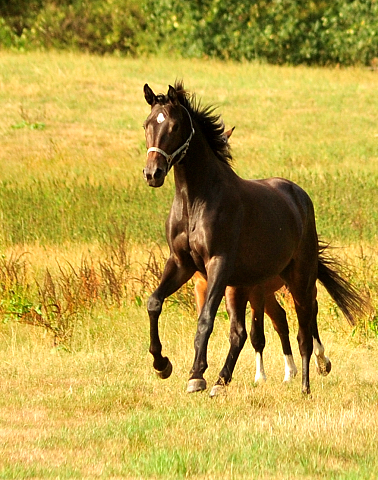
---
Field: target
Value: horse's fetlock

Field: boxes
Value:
[251,336,266,352]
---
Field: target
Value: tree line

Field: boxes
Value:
[1,0,377,66]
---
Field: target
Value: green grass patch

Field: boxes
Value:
[1,170,377,246]
[0,178,170,245]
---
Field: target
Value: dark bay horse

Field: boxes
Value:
[143,81,366,395]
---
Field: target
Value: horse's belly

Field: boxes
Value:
[227,267,279,287]
[229,241,295,286]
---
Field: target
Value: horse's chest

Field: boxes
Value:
[171,196,220,263]
[188,224,205,255]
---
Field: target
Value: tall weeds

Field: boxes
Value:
[0,227,196,348]
[1,236,376,348]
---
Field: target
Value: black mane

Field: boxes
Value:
[175,80,233,166]
[157,81,233,166]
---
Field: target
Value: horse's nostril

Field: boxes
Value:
[143,169,153,181]
[154,168,164,180]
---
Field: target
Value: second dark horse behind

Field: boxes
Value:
[142,81,366,395]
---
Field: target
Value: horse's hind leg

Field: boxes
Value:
[264,292,297,382]
[210,287,248,397]
[249,286,267,384]
[284,268,317,395]
[293,289,316,395]
[193,272,207,316]
[312,306,331,376]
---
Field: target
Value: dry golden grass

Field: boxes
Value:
[0,301,378,478]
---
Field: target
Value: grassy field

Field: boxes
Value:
[0,51,378,479]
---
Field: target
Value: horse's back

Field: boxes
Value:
[257,177,314,215]
[241,176,317,239]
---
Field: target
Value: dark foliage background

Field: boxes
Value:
[1,0,378,65]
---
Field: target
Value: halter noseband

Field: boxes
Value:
[147,106,195,172]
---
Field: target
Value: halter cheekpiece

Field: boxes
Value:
[147,105,195,172]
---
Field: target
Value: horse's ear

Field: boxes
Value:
[144,84,157,106]
[222,126,235,144]
[225,127,235,140]
[167,85,179,106]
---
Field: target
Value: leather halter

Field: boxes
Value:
[147,106,195,172]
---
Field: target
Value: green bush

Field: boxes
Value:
[142,0,378,65]
[31,0,145,54]
[0,17,17,48]
[0,0,44,34]
[1,0,378,65]
[320,1,378,65]
[1,0,146,55]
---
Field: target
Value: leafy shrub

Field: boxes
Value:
[0,0,44,35]
[1,1,378,66]
[1,0,146,55]
[30,0,145,54]
[142,0,378,66]
[0,17,17,48]
[319,1,378,65]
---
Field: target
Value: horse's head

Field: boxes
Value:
[143,84,194,187]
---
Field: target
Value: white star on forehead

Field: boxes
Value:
[157,113,165,124]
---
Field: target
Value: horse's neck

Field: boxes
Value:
[173,131,233,205]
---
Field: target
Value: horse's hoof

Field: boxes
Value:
[326,358,332,374]
[209,384,227,397]
[315,357,331,376]
[187,378,207,393]
[155,358,173,379]
[283,368,298,383]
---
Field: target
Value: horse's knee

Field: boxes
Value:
[230,326,247,349]
[272,318,289,336]
[196,318,214,337]
[147,295,162,315]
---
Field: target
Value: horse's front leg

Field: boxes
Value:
[188,256,230,393]
[210,287,248,397]
[148,255,195,378]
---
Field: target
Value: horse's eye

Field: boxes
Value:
[171,124,179,132]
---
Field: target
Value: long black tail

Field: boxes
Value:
[317,243,369,326]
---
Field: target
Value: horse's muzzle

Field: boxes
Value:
[143,166,166,187]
